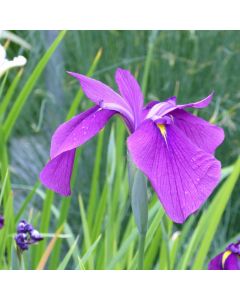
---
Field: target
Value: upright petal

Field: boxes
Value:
[127,120,221,223]
[172,109,224,154]
[143,93,213,122]
[40,150,76,196]
[51,106,115,159]
[67,71,133,123]
[178,93,213,109]
[115,68,144,128]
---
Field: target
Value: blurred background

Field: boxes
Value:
[2,31,240,268]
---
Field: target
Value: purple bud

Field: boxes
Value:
[0,215,4,229]
[15,233,29,251]
[17,220,28,233]
[15,220,43,251]
[30,229,43,242]
[25,223,34,232]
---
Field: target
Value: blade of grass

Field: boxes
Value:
[141,31,159,97]
[66,48,103,120]
[57,236,79,270]
[0,127,14,268]
[0,72,8,99]
[108,200,160,269]
[87,130,105,228]
[79,195,94,269]
[15,181,40,223]
[0,31,32,50]
[0,69,23,121]
[192,157,240,269]
[33,190,54,267]
[81,235,102,265]
[0,169,9,207]
[51,204,79,267]
[36,224,64,270]
[104,127,117,266]
[3,30,66,140]
[169,231,181,269]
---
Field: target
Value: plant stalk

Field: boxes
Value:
[138,233,146,270]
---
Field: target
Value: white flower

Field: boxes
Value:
[0,44,27,77]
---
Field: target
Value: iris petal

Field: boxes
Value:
[127,120,221,223]
[208,253,224,270]
[40,106,115,195]
[172,109,224,154]
[178,93,213,109]
[224,253,240,270]
[40,150,76,196]
[67,71,133,123]
[144,93,213,122]
[115,68,144,128]
[50,106,115,159]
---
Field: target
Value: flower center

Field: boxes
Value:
[147,99,176,121]
[222,250,232,269]
[157,124,167,143]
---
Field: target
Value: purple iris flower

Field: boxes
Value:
[0,215,4,229]
[15,220,43,251]
[39,68,224,223]
[208,241,240,270]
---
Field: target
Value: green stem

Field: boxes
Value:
[138,233,146,270]
[17,248,25,270]
[141,30,159,97]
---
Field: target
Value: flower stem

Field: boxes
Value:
[138,233,146,270]
[17,248,25,270]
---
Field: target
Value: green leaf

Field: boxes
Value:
[81,235,102,266]
[66,48,103,120]
[79,195,94,269]
[0,69,23,121]
[57,236,79,270]
[3,30,66,140]
[15,181,40,223]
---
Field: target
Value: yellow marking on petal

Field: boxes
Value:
[157,124,167,144]
[222,250,232,269]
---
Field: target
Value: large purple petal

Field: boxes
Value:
[67,71,133,123]
[208,253,224,270]
[171,109,224,154]
[51,106,115,159]
[115,68,144,128]
[41,106,115,196]
[224,253,240,270]
[127,120,221,223]
[40,150,76,196]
